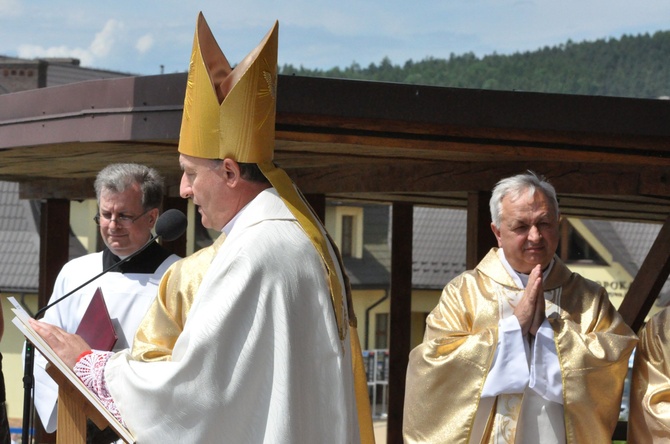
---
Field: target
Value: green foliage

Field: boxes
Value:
[279,31,670,99]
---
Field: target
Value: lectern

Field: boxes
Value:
[10,297,135,443]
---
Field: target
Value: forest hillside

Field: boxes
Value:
[279,31,670,99]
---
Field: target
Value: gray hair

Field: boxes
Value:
[94,163,164,210]
[489,170,559,228]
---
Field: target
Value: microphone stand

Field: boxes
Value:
[21,234,160,444]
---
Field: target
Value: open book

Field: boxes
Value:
[9,297,135,443]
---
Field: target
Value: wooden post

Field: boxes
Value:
[618,212,670,332]
[387,202,413,443]
[36,199,71,443]
[38,199,71,311]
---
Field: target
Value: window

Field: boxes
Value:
[325,205,364,259]
[559,219,606,265]
[341,215,353,257]
[375,313,389,349]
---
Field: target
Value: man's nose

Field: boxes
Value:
[528,225,542,241]
[179,174,192,199]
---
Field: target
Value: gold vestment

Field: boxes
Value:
[131,234,226,361]
[628,307,670,443]
[403,248,637,444]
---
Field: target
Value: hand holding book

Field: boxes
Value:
[28,319,92,369]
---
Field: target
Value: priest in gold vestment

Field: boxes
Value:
[628,307,670,443]
[403,171,637,444]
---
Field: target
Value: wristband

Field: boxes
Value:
[76,349,93,364]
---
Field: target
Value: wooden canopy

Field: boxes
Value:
[1,73,669,442]
[1,73,669,219]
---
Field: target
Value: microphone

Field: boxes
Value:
[35,208,187,318]
[21,208,187,444]
[155,208,188,242]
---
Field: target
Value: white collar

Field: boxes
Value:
[497,248,554,289]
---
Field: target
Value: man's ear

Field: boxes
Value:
[221,158,241,186]
[147,208,159,227]
[490,222,503,247]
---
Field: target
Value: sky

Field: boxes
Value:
[1,0,669,76]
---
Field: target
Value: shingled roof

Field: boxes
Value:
[413,206,467,289]
[342,204,391,287]
[342,204,467,290]
[583,218,670,304]
[0,181,86,293]
[0,181,40,292]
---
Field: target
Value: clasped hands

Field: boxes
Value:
[513,264,545,337]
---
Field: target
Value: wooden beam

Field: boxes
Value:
[20,178,95,200]
[289,161,660,196]
[387,203,413,444]
[618,213,670,331]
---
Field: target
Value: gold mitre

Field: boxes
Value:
[178,12,278,163]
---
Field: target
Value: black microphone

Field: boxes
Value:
[35,208,187,319]
[155,208,188,242]
[21,208,187,444]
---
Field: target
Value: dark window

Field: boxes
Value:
[341,214,353,257]
[559,219,606,265]
[375,313,388,349]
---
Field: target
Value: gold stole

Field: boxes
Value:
[259,162,374,444]
[131,233,226,361]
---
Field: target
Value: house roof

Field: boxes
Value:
[0,181,40,292]
[0,181,86,293]
[0,55,133,91]
[343,204,467,289]
[589,219,670,304]
[413,207,467,289]
[343,205,391,287]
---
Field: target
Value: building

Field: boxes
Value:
[0,55,133,94]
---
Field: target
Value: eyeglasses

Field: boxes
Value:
[94,209,151,227]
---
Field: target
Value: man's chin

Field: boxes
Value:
[526,257,552,272]
[199,215,216,230]
[106,242,132,257]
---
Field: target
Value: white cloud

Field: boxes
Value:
[136,34,154,54]
[90,19,124,58]
[17,44,94,66]
[15,19,126,68]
